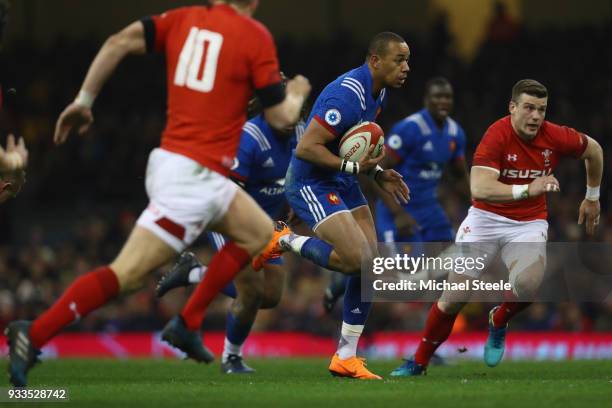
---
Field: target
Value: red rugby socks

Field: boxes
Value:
[181,242,251,331]
[414,303,458,366]
[492,302,531,328]
[30,266,119,348]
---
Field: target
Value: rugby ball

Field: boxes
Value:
[339,121,384,162]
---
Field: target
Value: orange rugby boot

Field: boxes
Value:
[328,354,382,380]
[251,221,291,271]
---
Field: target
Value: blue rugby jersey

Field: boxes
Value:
[230,114,304,218]
[385,108,465,205]
[288,63,387,183]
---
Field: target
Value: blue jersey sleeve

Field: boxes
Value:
[385,120,418,162]
[230,132,258,182]
[311,94,362,137]
[451,126,466,162]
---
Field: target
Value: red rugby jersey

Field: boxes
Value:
[146,5,282,176]
[472,116,587,221]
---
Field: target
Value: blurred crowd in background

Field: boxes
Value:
[1,7,611,337]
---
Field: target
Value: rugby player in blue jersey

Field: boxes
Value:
[322,78,470,366]
[256,32,410,379]
[376,77,469,244]
[157,108,304,374]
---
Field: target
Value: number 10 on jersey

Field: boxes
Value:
[174,27,224,92]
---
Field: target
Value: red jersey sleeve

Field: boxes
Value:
[147,8,188,52]
[472,124,504,171]
[557,126,588,158]
[247,23,281,90]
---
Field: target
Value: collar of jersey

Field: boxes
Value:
[356,63,379,103]
[420,108,448,135]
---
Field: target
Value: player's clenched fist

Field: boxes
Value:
[0,134,28,172]
[286,75,311,99]
[54,103,94,145]
[528,175,560,197]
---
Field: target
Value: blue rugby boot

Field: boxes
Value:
[390,357,426,377]
[484,306,507,367]
[221,354,255,374]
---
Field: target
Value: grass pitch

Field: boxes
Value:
[4,358,611,407]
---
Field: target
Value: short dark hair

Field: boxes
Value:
[424,77,451,95]
[511,79,548,102]
[367,32,406,58]
[209,0,256,7]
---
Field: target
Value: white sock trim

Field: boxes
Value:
[222,337,243,363]
[280,234,310,254]
[188,266,206,283]
[341,322,364,336]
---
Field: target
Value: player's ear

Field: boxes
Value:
[508,100,516,114]
[369,54,380,69]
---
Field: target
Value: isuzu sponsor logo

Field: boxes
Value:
[501,168,552,179]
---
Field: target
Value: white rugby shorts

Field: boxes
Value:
[455,206,548,284]
[136,148,237,252]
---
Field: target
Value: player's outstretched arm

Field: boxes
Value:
[54,21,147,145]
[471,166,560,203]
[578,136,603,235]
[264,75,311,130]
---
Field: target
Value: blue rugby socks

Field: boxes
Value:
[280,234,333,268]
[337,276,372,359]
[223,312,253,362]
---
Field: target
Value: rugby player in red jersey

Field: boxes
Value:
[6,0,310,387]
[391,79,603,376]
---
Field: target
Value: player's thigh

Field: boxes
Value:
[315,211,368,272]
[501,221,548,298]
[211,188,274,257]
[454,208,500,277]
[351,205,378,254]
[111,225,178,292]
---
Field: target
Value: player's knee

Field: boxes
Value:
[512,272,540,299]
[260,285,282,309]
[236,277,265,309]
[437,300,464,315]
[251,225,274,255]
[112,265,147,293]
[235,288,264,313]
[338,250,363,274]
[342,243,376,274]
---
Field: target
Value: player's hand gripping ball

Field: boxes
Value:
[338,121,384,162]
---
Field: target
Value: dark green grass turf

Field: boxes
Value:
[3,358,611,407]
